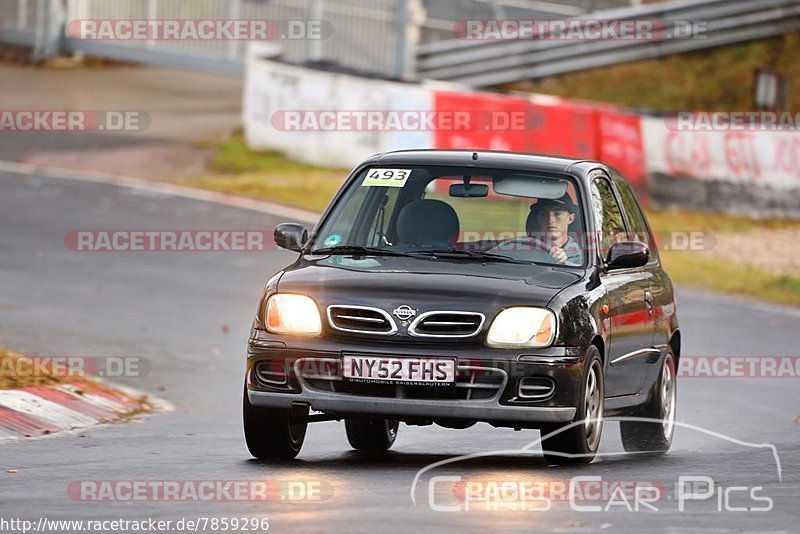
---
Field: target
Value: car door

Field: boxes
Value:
[590,172,655,397]
[613,175,671,355]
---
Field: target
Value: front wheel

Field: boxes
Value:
[541,347,604,465]
[620,351,677,454]
[243,388,308,460]
[345,418,399,451]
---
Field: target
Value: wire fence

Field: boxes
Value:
[0,0,423,77]
[0,0,668,79]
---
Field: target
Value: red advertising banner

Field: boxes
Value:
[432,91,530,151]
[595,108,646,187]
[432,90,647,194]
[526,95,598,159]
[432,91,599,158]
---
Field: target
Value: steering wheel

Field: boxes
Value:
[488,235,551,252]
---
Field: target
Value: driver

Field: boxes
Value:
[530,196,582,266]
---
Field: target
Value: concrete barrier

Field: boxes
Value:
[244,46,433,168]
[642,116,800,217]
[244,50,800,217]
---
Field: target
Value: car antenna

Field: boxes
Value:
[472,152,478,160]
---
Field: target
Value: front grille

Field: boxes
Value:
[295,358,505,401]
[409,311,485,338]
[327,305,397,335]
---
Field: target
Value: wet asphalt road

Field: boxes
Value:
[1,171,799,533]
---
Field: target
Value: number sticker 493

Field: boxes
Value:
[362,168,412,188]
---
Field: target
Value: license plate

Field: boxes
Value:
[342,355,456,385]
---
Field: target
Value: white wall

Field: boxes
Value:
[244,46,433,168]
[642,116,800,190]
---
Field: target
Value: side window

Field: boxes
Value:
[614,179,656,258]
[590,178,626,260]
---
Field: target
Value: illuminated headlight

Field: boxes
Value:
[486,307,556,348]
[265,294,322,336]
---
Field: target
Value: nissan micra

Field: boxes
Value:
[244,150,680,464]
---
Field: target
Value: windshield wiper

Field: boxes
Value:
[407,249,529,264]
[312,246,530,264]
[310,245,415,258]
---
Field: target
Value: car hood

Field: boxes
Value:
[276,255,584,315]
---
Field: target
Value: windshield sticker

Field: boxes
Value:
[362,168,411,188]
[323,234,342,247]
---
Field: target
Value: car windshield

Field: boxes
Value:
[311,165,586,267]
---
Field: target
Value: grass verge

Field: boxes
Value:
[181,135,800,307]
[186,134,346,212]
[657,252,800,307]
[508,32,800,112]
[645,209,800,306]
[0,348,81,389]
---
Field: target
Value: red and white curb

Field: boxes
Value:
[0,380,171,442]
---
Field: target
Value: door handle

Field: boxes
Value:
[644,290,654,315]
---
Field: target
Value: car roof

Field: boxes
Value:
[367,149,605,181]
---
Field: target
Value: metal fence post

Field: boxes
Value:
[33,0,64,61]
[308,0,323,63]
[17,0,27,29]
[32,0,44,59]
[146,0,157,49]
[393,0,407,79]
[394,0,423,80]
[226,0,241,60]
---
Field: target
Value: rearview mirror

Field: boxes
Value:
[449,183,488,198]
[606,241,649,269]
[274,223,308,252]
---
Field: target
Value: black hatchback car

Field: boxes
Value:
[244,150,680,464]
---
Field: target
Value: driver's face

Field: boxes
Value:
[536,207,575,243]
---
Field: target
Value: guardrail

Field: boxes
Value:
[3,0,797,85]
[416,0,800,87]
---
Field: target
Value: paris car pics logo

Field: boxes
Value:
[411,419,781,514]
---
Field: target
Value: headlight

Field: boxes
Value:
[265,294,322,336]
[486,307,556,348]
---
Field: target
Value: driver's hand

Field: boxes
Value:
[549,246,567,265]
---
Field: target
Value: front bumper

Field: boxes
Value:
[246,338,586,425]
[248,388,576,423]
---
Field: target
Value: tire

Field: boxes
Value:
[345,418,399,451]
[243,388,308,460]
[620,351,677,455]
[541,346,604,465]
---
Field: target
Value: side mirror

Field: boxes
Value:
[274,223,308,252]
[606,241,649,270]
